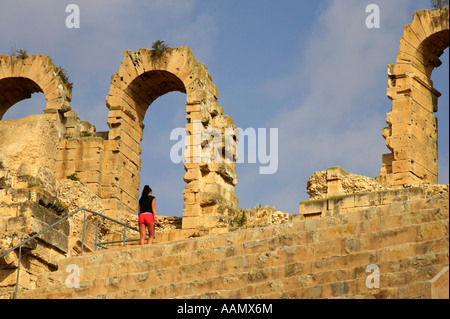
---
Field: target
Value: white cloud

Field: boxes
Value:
[235,0,428,213]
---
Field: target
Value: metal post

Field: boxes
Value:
[81,209,87,256]
[14,246,22,299]
[123,227,126,247]
[95,215,99,251]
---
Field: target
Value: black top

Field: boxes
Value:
[139,195,155,214]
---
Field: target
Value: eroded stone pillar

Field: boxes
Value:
[377,7,449,187]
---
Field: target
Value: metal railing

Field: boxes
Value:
[0,207,147,299]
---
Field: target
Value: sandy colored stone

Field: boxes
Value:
[377,7,449,187]
[307,168,389,200]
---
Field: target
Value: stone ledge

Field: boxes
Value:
[299,186,446,218]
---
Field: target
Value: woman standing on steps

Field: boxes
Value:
[138,185,159,245]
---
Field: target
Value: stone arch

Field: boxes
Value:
[0,55,72,120]
[104,47,239,229]
[377,7,449,187]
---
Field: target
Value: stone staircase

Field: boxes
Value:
[17,191,449,299]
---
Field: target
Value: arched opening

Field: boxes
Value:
[127,70,186,124]
[1,92,47,121]
[105,47,239,228]
[420,28,449,185]
[0,77,44,120]
[124,70,187,217]
[139,91,187,217]
[432,48,449,184]
[0,55,72,124]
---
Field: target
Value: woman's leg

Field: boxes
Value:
[146,222,155,244]
[139,223,147,245]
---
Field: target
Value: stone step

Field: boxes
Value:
[36,219,439,290]
[17,193,448,299]
[23,225,448,299]
[53,200,447,271]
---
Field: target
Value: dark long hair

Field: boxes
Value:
[140,185,152,201]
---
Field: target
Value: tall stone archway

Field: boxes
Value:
[104,47,239,229]
[377,7,449,187]
[0,55,72,121]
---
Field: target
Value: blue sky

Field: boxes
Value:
[1,0,448,217]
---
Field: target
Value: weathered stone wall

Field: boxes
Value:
[54,111,109,200]
[16,189,449,299]
[302,167,448,219]
[306,167,390,200]
[0,116,70,297]
[0,115,59,194]
[0,187,70,297]
[0,48,240,234]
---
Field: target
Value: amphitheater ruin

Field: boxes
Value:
[0,7,448,299]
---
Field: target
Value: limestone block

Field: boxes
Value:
[182,216,200,229]
[76,170,101,184]
[183,192,196,205]
[185,121,205,135]
[186,89,207,105]
[197,192,223,208]
[101,198,124,213]
[328,194,355,211]
[204,183,225,198]
[392,171,421,185]
[0,56,12,78]
[163,49,190,78]
[210,102,224,117]
[103,140,120,153]
[418,220,448,241]
[42,77,64,99]
[184,180,203,193]
[212,114,234,130]
[116,141,142,167]
[56,160,76,175]
[183,167,201,183]
[201,205,218,217]
[9,57,26,78]
[386,134,414,149]
[382,153,393,169]
[32,62,57,88]
[202,171,220,184]
[74,159,102,172]
[186,109,211,125]
[207,163,237,186]
[426,266,449,299]
[392,159,416,174]
[299,198,327,217]
[46,98,71,113]
[183,204,202,218]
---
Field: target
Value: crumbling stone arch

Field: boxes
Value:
[105,47,239,229]
[377,7,449,187]
[0,55,72,121]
